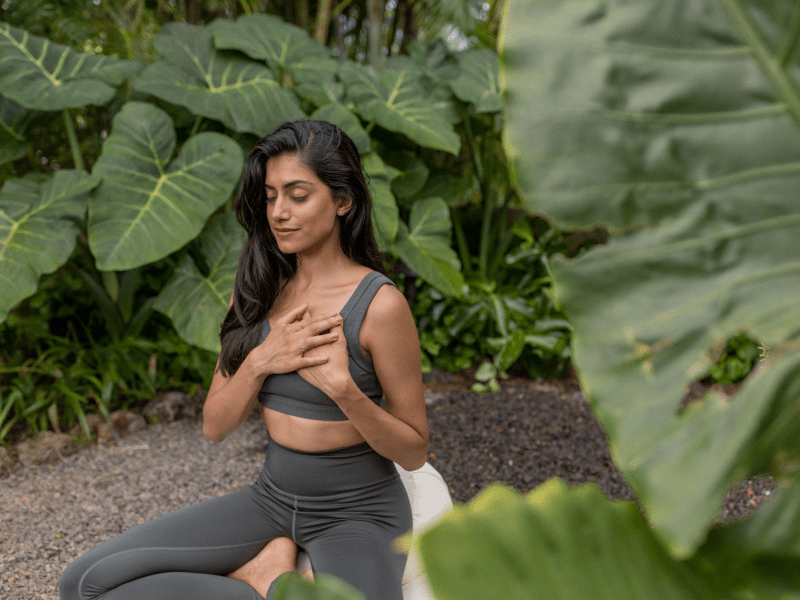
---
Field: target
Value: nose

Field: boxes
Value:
[270,194,291,221]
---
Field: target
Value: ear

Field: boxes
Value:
[336,196,353,217]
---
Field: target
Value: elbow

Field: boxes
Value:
[202,420,225,444]
[398,456,427,472]
[403,457,427,472]
[398,442,429,472]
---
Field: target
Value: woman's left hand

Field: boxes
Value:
[296,323,352,400]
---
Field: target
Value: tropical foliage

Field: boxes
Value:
[406,2,800,600]
[2,2,568,444]
[2,1,794,599]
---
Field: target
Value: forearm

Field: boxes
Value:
[202,358,266,443]
[333,382,428,471]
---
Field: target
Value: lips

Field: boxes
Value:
[273,228,297,238]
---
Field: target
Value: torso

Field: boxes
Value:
[260,264,374,451]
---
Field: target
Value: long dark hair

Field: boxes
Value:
[217,120,385,376]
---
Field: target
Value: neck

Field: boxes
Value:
[291,233,355,290]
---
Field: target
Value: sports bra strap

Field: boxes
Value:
[342,272,395,372]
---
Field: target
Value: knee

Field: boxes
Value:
[59,558,85,600]
[59,554,107,600]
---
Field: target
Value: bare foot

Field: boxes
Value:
[228,537,298,598]
[302,567,313,581]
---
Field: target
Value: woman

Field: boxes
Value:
[60,120,429,600]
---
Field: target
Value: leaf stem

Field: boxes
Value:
[62,109,85,171]
[189,116,203,137]
[451,210,471,274]
[779,2,800,67]
[721,0,800,131]
[464,114,492,275]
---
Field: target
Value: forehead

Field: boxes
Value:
[264,154,318,186]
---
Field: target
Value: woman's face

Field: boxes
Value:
[264,154,349,256]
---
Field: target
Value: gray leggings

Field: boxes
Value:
[59,440,412,600]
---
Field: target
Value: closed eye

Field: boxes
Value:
[291,196,307,202]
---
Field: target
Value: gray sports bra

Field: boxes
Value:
[256,271,394,421]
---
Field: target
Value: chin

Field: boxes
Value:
[275,240,300,254]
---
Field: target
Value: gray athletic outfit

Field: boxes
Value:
[59,272,412,600]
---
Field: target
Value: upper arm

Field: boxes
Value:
[361,285,428,443]
[207,290,236,397]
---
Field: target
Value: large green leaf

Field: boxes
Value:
[0,170,99,322]
[340,61,461,155]
[366,176,399,252]
[88,102,244,271]
[382,150,430,200]
[310,103,372,155]
[154,212,245,353]
[0,23,142,110]
[449,49,502,113]
[132,22,305,137]
[393,197,464,296]
[0,95,41,164]
[419,481,722,600]
[408,168,477,208]
[693,481,800,598]
[361,152,401,182]
[501,0,800,556]
[270,572,364,600]
[211,14,338,89]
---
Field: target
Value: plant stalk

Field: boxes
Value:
[487,191,514,278]
[314,0,334,43]
[464,115,493,276]
[297,0,310,31]
[451,210,471,275]
[62,110,85,171]
[367,0,383,66]
[332,0,355,18]
[189,116,203,137]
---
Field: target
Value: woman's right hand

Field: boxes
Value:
[248,303,343,377]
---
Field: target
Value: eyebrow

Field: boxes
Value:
[264,179,314,190]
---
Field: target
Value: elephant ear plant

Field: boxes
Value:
[410,1,800,599]
[0,13,475,452]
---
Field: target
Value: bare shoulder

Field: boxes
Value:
[361,283,417,347]
[367,282,409,319]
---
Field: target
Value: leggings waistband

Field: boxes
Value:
[261,438,398,497]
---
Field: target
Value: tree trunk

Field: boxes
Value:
[186,0,198,24]
[399,0,415,55]
[386,0,399,55]
[366,0,382,66]
[314,0,333,43]
[298,0,310,31]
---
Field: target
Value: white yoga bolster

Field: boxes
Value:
[295,461,453,598]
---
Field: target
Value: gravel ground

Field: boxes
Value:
[0,377,776,599]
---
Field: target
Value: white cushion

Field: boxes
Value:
[295,461,452,598]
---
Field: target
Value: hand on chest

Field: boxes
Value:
[270,277,374,364]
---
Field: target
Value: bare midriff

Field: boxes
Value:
[260,407,366,451]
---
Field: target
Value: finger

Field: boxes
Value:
[311,314,344,335]
[300,355,329,368]
[303,332,340,351]
[280,303,309,325]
